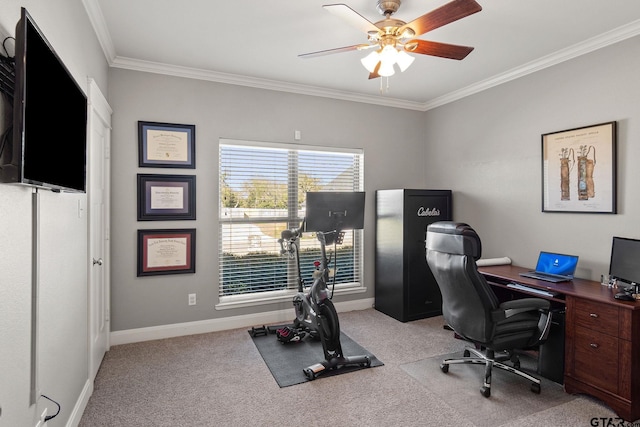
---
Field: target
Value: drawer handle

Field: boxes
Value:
[589,313,599,318]
[590,343,599,349]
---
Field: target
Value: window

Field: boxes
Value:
[218,139,364,308]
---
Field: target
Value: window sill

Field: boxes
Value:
[215,284,367,311]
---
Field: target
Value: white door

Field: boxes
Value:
[87,78,112,381]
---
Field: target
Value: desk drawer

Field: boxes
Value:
[573,325,619,394]
[574,299,619,336]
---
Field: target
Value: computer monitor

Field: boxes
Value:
[304,192,365,233]
[609,236,640,291]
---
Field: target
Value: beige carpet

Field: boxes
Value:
[400,351,575,427]
[80,309,624,426]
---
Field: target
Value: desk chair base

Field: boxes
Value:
[440,346,542,397]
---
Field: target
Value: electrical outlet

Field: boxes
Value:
[188,293,196,306]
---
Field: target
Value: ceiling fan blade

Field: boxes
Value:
[399,0,482,37]
[404,39,474,60]
[323,4,380,34]
[299,44,368,59]
[368,61,381,79]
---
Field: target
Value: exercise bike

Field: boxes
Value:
[277,221,371,380]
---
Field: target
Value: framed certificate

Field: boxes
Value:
[137,229,196,276]
[137,174,196,221]
[542,121,617,213]
[138,121,195,168]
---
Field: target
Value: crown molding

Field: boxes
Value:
[82,0,116,63]
[110,56,427,111]
[423,19,640,111]
[84,0,640,112]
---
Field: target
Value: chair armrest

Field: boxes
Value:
[492,298,550,321]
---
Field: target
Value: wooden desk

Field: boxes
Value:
[479,264,640,422]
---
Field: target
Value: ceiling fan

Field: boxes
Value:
[300,0,482,79]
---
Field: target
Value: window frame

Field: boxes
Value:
[216,139,365,310]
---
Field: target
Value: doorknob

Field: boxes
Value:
[92,258,103,266]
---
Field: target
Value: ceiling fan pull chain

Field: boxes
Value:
[379,76,391,94]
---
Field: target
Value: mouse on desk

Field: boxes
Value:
[614,292,636,301]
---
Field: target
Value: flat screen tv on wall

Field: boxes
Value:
[0,7,87,192]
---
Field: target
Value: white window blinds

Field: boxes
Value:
[218,139,364,300]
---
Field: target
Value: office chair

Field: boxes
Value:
[425,221,552,397]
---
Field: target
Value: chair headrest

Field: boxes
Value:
[426,221,482,260]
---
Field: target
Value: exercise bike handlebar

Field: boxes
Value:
[280,227,301,241]
[278,226,302,256]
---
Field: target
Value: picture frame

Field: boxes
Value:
[137,174,196,221]
[542,121,617,213]
[137,228,196,276]
[138,121,195,168]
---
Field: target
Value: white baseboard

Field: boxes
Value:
[65,379,92,427]
[110,298,374,346]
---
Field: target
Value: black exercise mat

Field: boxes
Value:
[250,329,383,387]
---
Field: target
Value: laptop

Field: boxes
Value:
[519,251,579,283]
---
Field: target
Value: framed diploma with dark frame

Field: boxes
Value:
[137,174,196,221]
[138,121,196,168]
[137,229,196,276]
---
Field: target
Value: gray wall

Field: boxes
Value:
[108,34,640,333]
[422,35,640,280]
[0,1,107,426]
[108,68,426,331]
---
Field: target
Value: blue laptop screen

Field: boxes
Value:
[535,252,578,276]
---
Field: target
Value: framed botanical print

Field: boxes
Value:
[542,121,616,213]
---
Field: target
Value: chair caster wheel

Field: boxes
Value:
[463,349,470,357]
[440,363,449,373]
[481,386,491,397]
[361,356,371,368]
[530,382,541,394]
[303,368,316,380]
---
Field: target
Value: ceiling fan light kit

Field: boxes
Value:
[361,50,381,73]
[396,50,414,72]
[301,0,482,88]
[362,45,415,76]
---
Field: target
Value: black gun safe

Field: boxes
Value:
[375,189,452,322]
